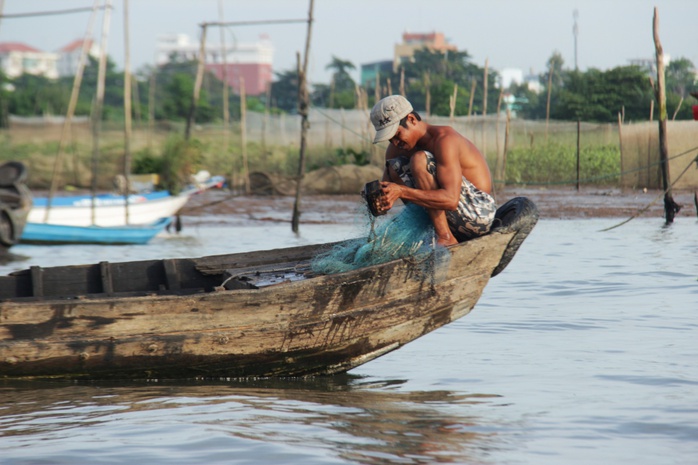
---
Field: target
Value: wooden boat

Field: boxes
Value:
[0,161,32,252]
[26,175,225,228]
[19,217,172,245]
[0,197,538,380]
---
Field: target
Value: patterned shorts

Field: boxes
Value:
[386,152,497,241]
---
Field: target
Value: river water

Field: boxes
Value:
[1,211,696,464]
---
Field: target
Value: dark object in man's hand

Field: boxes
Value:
[362,180,387,217]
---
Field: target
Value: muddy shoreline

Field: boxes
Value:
[182,187,698,225]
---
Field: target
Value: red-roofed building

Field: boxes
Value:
[56,39,101,77]
[0,42,58,78]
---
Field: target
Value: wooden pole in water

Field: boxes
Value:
[122,0,132,224]
[90,0,112,226]
[652,7,680,223]
[291,0,314,233]
[45,0,100,223]
[185,23,208,141]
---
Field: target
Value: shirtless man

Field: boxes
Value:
[370,95,496,246]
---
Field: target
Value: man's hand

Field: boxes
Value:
[379,181,402,212]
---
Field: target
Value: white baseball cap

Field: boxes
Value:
[370,95,413,143]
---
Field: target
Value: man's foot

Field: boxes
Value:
[436,234,458,247]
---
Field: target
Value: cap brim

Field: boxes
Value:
[373,122,399,144]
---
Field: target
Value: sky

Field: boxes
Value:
[1,0,696,86]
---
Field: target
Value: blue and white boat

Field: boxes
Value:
[21,174,224,245]
[27,176,225,228]
[20,217,172,245]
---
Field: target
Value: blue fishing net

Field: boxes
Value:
[310,203,439,275]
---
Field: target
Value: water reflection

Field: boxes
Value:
[1,377,505,465]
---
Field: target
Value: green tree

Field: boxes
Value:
[399,48,496,116]
[324,56,357,109]
[270,68,300,113]
[160,72,213,122]
[666,57,697,97]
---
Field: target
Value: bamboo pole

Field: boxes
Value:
[399,68,405,97]
[291,0,314,233]
[424,72,431,118]
[481,59,488,158]
[239,75,250,194]
[449,83,458,123]
[482,59,488,117]
[90,0,113,226]
[647,99,654,187]
[185,23,208,140]
[147,68,156,149]
[45,0,100,223]
[262,83,271,159]
[122,0,132,224]
[653,7,680,223]
[576,120,581,191]
[374,71,380,104]
[502,108,510,186]
[617,111,624,187]
[545,63,553,141]
[218,0,230,156]
[495,87,503,165]
[671,96,683,120]
[467,78,476,118]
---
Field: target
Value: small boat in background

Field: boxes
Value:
[26,174,225,228]
[0,161,32,252]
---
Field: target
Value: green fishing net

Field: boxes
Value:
[310,203,441,275]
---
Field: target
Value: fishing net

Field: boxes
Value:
[310,203,443,275]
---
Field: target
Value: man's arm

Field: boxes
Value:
[380,139,462,211]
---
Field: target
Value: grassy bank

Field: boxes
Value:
[0,119,623,192]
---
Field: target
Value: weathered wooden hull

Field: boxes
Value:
[0,197,538,380]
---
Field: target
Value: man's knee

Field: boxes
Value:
[409,151,437,190]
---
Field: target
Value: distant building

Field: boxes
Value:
[56,39,101,77]
[499,68,524,89]
[360,60,393,88]
[523,69,543,94]
[156,34,274,96]
[0,42,58,79]
[393,31,457,70]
